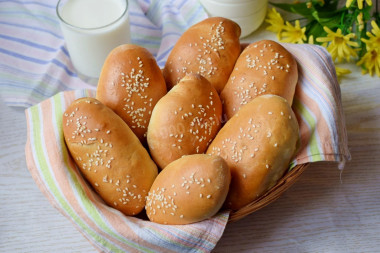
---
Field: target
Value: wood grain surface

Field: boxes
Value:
[1,12,380,253]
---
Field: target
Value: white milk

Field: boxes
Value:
[57,0,131,78]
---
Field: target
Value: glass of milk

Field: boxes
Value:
[56,0,131,79]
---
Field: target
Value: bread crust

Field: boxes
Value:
[207,95,299,210]
[62,97,158,216]
[146,154,231,225]
[163,17,241,93]
[221,40,298,119]
[147,74,222,169]
[96,44,167,143]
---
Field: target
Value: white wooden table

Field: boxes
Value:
[1,14,380,253]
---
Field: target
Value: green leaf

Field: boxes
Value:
[311,10,320,22]
[305,20,326,45]
[362,5,372,20]
[318,15,343,28]
[306,3,346,29]
[338,8,356,34]
[357,27,368,59]
[316,8,346,18]
[269,2,314,19]
[270,1,345,27]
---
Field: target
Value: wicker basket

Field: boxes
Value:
[228,163,309,223]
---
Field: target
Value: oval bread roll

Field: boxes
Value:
[221,40,298,119]
[147,74,222,169]
[163,17,241,93]
[62,97,158,216]
[206,95,299,210]
[146,154,231,225]
[96,44,167,143]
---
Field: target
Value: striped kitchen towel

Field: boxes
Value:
[282,43,351,167]
[25,43,350,252]
[0,0,208,107]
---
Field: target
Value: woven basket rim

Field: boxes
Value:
[227,163,309,223]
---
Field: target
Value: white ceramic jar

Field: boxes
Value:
[199,0,268,38]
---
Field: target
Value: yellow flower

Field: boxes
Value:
[335,66,352,79]
[265,8,284,39]
[361,21,380,50]
[357,48,380,77]
[357,12,364,31]
[345,0,353,8]
[316,27,359,62]
[308,35,314,44]
[346,0,372,9]
[279,20,306,44]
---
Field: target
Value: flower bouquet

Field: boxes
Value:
[265,0,380,78]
